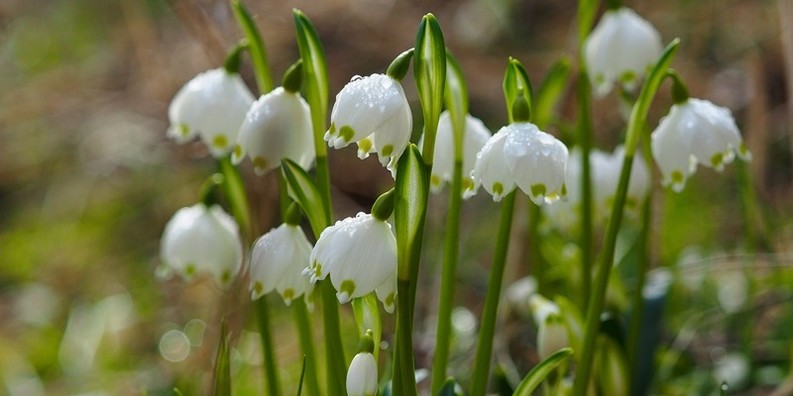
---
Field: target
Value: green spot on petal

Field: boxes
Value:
[430,174,442,186]
[179,124,190,137]
[561,184,567,197]
[340,125,355,143]
[492,182,503,196]
[385,293,395,307]
[462,177,475,192]
[531,183,547,198]
[671,170,684,185]
[253,281,263,295]
[339,280,356,297]
[620,70,637,84]
[212,135,228,149]
[221,270,231,284]
[328,122,336,136]
[184,263,196,277]
[358,138,373,153]
[233,144,243,158]
[282,288,295,302]
[710,152,724,168]
[380,144,393,157]
[253,156,268,171]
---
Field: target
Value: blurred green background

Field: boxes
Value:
[1,0,792,394]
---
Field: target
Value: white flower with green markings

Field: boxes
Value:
[420,111,491,197]
[651,98,750,192]
[232,87,315,175]
[167,68,254,157]
[325,73,412,173]
[249,223,313,305]
[306,212,397,313]
[472,122,568,204]
[160,203,243,286]
[584,7,662,97]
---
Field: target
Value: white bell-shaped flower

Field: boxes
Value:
[325,74,412,173]
[232,87,315,175]
[307,212,397,313]
[584,7,663,97]
[346,352,378,396]
[472,122,568,205]
[537,313,570,360]
[160,203,243,286]
[419,111,491,197]
[168,69,255,157]
[651,98,750,192]
[249,223,313,305]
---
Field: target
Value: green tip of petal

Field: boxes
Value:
[221,270,231,284]
[340,125,355,143]
[531,183,547,198]
[253,281,263,296]
[212,135,228,149]
[711,152,724,169]
[340,280,356,299]
[492,182,504,196]
[282,288,295,302]
[184,263,196,277]
[253,156,268,172]
[381,144,394,157]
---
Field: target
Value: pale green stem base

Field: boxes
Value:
[256,298,282,396]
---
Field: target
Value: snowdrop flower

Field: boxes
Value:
[420,111,491,197]
[537,313,569,359]
[598,146,651,211]
[307,212,397,313]
[472,122,568,205]
[584,8,662,97]
[249,223,313,305]
[160,203,243,286]
[325,74,412,173]
[168,68,254,157]
[232,87,315,175]
[651,98,750,192]
[347,351,378,396]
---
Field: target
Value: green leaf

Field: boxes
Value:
[513,347,574,396]
[352,294,382,361]
[394,144,429,281]
[414,14,446,164]
[213,320,231,396]
[293,9,329,148]
[218,157,252,237]
[281,159,329,236]
[296,355,307,396]
[443,51,469,159]
[502,57,533,123]
[230,0,273,94]
[554,296,584,358]
[534,57,571,129]
[577,0,599,46]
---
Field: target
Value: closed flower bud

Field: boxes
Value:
[651,98,750,192]
[472,122,568,205]
[346,352,378,396]
[249,223,313,305]
[232,87,315,175]
[306,212,397,313]
[160,203,243,286]
[420,111,491,197]
[167,69,254,157]
[584,8,662,97]
[326,74,412,173]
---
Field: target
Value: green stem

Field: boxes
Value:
[627,194,651,386]
[230,0,273,94]
[256,298,282,396]
[528,203,545,293]
[393,279,417,396]
[430,159,464,394]
[293,298,321,396]
[470,191,517,396]
[576,71,594,310]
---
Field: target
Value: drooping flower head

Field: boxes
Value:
[584,7,663,97]
[160,203,243,286]
[472,122,569,205]
[168,68,254,157]
[232,87,315,175]
[249,223,313,305]
[420,111,491,197]
[325,74,412,173]
[307,212,397,313]
[651,98,750,192]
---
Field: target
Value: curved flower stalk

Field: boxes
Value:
[651,98,750,192]
[249,223,314,305]
[420,111,491,196]
[160,203,243,286]
[233,87,315,175]
[306,212,397,313]
[584,8,662,97]
[472,122,569,204]
[325,73,412,174]
[168,68,255,157]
